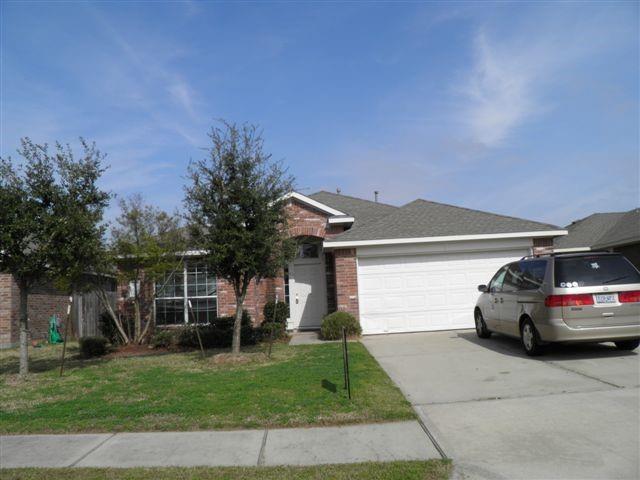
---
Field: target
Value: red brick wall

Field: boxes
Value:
[28,284,70,341]
[533,237,555,255]
[333,248,359,321]
[0,274,19,347]
[217,276,285,325]
[0,274,69,347]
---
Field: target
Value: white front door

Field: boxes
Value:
[289,257,327,330]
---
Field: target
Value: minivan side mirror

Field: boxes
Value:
[478,284,488,293]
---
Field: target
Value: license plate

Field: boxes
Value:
[595,294,616,304]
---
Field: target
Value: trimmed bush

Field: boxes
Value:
[79,336,108,358]
[263,301,289,324]
[151,330,175,349]
[320,311,362,340]
[176,310,257,349]
[260,321,288,341]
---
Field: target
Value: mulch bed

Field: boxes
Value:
[104,344,170,359]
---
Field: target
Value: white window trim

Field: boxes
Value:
[323,230,569,249]
[155,261,218,325]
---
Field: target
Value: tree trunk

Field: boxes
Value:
[133,298,142,342]
[18,282,29,377]
[137,310,153,344]
[231,290,247,354]
[95,287,130,344]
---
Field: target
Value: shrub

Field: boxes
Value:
[151,330,175,349]
[79,336,108,358]
[176,310,257,349]
[263,301,289,324]
[320,311,362,340]
[260,321,288,341]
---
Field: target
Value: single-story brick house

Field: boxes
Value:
[1,190,571,344]
[146,191,567,335]
[553,209,640,269]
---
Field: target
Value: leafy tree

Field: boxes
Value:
[184,122,295,353]
[103,195,186,344]
[0,138,110,376]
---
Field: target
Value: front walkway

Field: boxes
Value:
[1,421,439,468]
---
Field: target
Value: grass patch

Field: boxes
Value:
[0,460,452,480]
[0,341,415,433]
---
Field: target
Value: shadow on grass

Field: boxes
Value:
[321,379,337,393]
[0,345,114,375]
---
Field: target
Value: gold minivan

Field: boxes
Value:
[474,252,640,355]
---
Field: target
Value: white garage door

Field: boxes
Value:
[357,249,528,334]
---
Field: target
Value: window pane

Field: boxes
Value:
[156,271,183,298]
[554,255,640,287]
[297,243,319,258]
[156,299,184,325]
[520,260,546,290]
[190,298,216,323]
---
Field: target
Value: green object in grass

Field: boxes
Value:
[48,315,63,344]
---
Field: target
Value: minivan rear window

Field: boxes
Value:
[554,255,640,288]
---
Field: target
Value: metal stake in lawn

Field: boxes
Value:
[342,326,351,400]
[59,296,73,377]
[267,293,279,359]
[187,300,206,359]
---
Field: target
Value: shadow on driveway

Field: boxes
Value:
[455,330,638,361]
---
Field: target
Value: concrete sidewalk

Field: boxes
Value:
[0,421,440,469]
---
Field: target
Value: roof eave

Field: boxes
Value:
[323,230,569,249]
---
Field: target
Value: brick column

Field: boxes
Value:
[0,274,19,348]
[533,237,555,255]
[333,248,359,321]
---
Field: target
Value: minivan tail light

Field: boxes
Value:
[545,294,594,307]
[619,291,640,303]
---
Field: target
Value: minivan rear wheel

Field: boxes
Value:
[521,319,543,356]
[475,310,491,339]
[614,339,640,351]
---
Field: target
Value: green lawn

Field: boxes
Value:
[0,341,415,433]
[0,461,451,480]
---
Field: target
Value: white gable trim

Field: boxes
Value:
[328,216,355,224]
[323,230,568,249]
[283,192,346,216]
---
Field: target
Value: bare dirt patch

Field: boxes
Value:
[105,344,170,359]
[210,352,268,365]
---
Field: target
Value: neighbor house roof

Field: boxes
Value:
[324,198,564,246]
[554,209,639,251]
[308,191,398,229]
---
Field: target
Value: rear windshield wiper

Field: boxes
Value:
[602,275,630,284]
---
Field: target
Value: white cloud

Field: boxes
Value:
[458,6,634,148]
[462,31,541,147]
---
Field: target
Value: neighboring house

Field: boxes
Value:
[139,191,566,336]
[0,274,116,348]
[554,209,640,268]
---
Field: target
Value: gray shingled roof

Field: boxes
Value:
[308,191,398,229]
[554,212,627,249]
[592,209,640,249]
[325,198,561,243]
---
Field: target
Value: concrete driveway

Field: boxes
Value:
[363,330,640,480]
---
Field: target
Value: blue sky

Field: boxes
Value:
[2,1,638,227]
